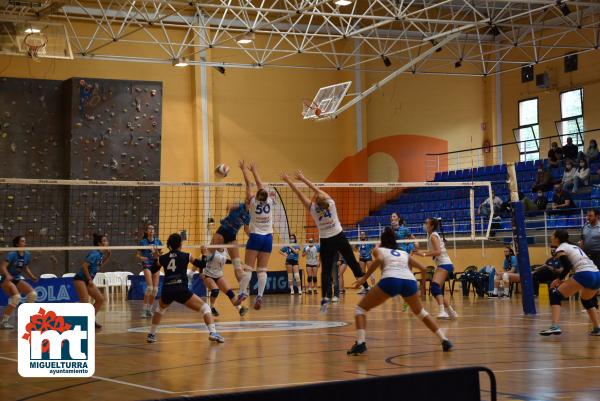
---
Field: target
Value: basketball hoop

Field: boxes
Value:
[23,33,48,62]
[302,99,322,119]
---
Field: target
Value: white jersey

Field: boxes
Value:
[427,232,452,266]
[203,250,227,279]
[557,242,598,274]
[378,248,416,281]
[304,245,320,266]
[249,196,274,235]
[310,198,343,239]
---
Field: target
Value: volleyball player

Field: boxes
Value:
[303,238,320,294]
[200,246,249,317]
[356,231,375,290]
[236,160,274,310]
[540,230,600,336]
[491,246,520,298]
[136,224,163,318]
[391,213,417,253]
[347,227,452,355]
[0,236,38,329]
[282,171,369,313]
[147,233,224,343]
[73,233,111,329]
[279,234,302,294]
[417,218,458,320]
[337,252,347,298]
[212,202,251,283]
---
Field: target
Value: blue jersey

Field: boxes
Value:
[220,203,251,234]
[504,255,519,273]
[358,244,374,260]
[5,251,30,276]
[139,237,163,266]
[159,251,190,287]
[280,245,300,263]
[76,250,104,280]
[394,225,414,253]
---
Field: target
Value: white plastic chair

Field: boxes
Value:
[62,273,76,278]
[40,273,57,279]
[93,272,108,298]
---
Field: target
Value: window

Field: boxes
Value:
[514,98,539,162]
[558,88,584,149]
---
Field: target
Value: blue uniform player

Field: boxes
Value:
[146,233,224,344]
[0,236,38,329]
[279,235,302,294]
[391,213,416,253]
[356,232,375,289]
[72,233,111,329]
[492,246,520,298]
[137,224,163,318]
[303,238,320,294]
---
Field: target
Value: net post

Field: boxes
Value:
[469,187,475,240]
[507,162,536,315]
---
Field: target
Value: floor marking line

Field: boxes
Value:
[494,365,600,373]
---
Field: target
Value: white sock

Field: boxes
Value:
[503,283,509,295]
[257,270,268,297]
[238,271,252,295]
[447,306,455,314]
[493,288,498,295]
[439,304,445,314]
[208,323,216,333]
[357,329,366,344]
[236,305,241,310]
[149,324,157,335]
[2,315,9,323]
[434,329,447,341]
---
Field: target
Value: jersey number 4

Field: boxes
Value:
[167,258,177,272]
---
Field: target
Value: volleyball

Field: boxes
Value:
[215,163,230,177]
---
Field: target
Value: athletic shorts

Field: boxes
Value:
[377,277,418,298]
[217,225,238,244]
[141,262,156,271]
[359,257,372,263]
[73,272,95,283]
[160,285,194,305]
[0,274,25,285]
[306,264,318,268]
[437,264,454,274]
[203,266,224,280]
[246,233,273,253]
[573,271,600,290]
[285,259,299,266]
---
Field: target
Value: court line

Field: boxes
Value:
[494,365,600,373]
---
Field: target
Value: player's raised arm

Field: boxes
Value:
[294,170,330,199]
[248,161,264,191]
[239,160,253,201]
[282,172,311,210]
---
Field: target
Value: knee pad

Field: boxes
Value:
[226,289,235,299]
[200,303,211,316]
[293,272,301,280]
[581,297,599,310]
[354,305,367,316]
[151,286,159,297]
[26,291,37,303]
[144,286,154,297]
[155,305,167,315]
[502,272,509,282]
[550,288,564,306]
[232,258,242,270]
[430,282,442,297]
[415,308,429,320]
[210,289,220,298]
[8,294,20,307]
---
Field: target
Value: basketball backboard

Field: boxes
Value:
[0,20,73,59]
[302,81,351,120]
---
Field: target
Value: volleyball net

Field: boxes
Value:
[0,178,493,252]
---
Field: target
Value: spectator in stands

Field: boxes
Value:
[586,139,599,162]
[581,209,600,268]
[562,136,578,162]
[571,158,590,193]
[478,191,502,218]
[520,192,537,212]
[561,161,577,192]
[548,141,564,168]
[534,190,549,211]
[550,183,576,214]
[532,163,553,193]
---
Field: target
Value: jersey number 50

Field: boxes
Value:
[256,204,271,215]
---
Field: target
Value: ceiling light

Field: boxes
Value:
[335,0,352,5]
[24,28,41,34]
[172,57,188,67]
[381,55,391,67]
[556,0,571,16]
[237,32,255,45]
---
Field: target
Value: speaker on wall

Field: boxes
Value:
[521,65,534,83]
[564,53,578,72]
[536,72,549,89]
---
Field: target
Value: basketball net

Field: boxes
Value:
[24,33,48,62]
[302,99,321,118]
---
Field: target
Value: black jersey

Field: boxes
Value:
[159,251,191,287]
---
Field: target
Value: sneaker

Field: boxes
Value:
[233,293,247,306]
[437,311,450,320]
[488,293,498,298]
[346,342,367,355]
[211,307,220,317]
[146,333,157,343]
[141,310,148,318]
[539,325,562,336]
[239,306,249,317]
[589,327,600,336]
[357,287,368,295]
[253,295,263,310]
[402,303,409,312]
[0,321,14,329]
[209,332,225,343]
[94,322,102,329]
[320,298,329,314]
[297,289,302,295]
[448,309,459,319]
[332,296,339,302]
[442,339,453,352]
[290,287,295,295]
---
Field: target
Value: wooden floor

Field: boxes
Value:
[1,291,600,401]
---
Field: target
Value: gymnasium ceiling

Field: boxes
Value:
[1,0,600,75]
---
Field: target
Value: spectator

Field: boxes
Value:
[532,163,553,193]
[562,136,578,162]
[490,246,519,298]
[534,190,548,211]
[581,208,600,268]
[561,161,577,192]
[478,191,503,218]
[586,139,599,162]
[520,192,536,212]
[548,141,564,168]
[572,158,590,193]
[551,183,576,213]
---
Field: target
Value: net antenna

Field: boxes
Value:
[302,81,352,120]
